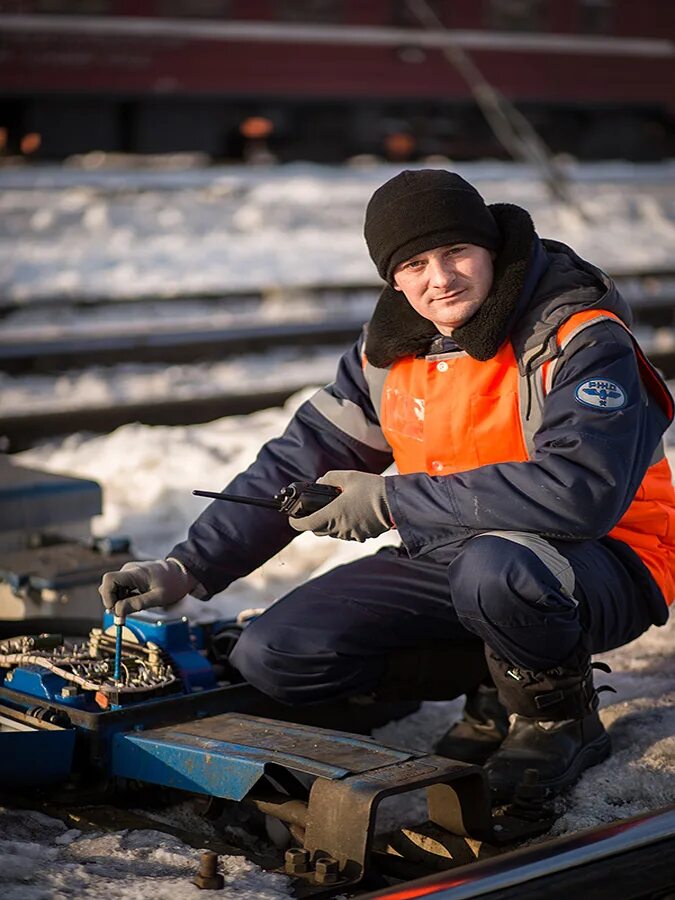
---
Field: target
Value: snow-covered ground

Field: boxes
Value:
[1,160,674,898]
[0,346,348,417]
[3,159,675,303]
[2,160,675,417]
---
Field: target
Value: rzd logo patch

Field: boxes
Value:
[575,379,627,410]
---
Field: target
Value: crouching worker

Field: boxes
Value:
[100,170,675,801]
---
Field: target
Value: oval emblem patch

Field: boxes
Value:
[575,378,627,410]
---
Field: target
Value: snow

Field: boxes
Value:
[0,810,292,899]
[2,159,675,416]
[1,159,675,897]
[0,347,346,417]
[2,160,675,305]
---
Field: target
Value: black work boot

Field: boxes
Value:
[484,647,613,803]
[435,683,509,765]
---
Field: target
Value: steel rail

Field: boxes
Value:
[3,344,674,453]
[363,803,675,899]
[1,274,673,450]
[0,272,673,316]
[1,324,672,377]
[0,284,378,316]
[1,277,673,374]
[0,386,313,452]
[0,317,366,373]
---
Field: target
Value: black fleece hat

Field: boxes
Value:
[364,169,501,283]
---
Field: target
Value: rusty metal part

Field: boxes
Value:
[511,768,551,816]
[314,856,339,884]
[124,714,497,891]
[491,768,557,837]
[381,820,502,871]
[192,850,225,890]
[246,789,309,830]
[303,756,493,884]
[285,847,310,875]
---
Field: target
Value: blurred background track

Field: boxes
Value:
[2,271,674,451]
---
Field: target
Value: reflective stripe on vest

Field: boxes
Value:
[541,310,625,397]
[308,386,390,453]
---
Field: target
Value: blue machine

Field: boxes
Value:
[0,463,670,898]
[0,610,556,895]
[101,610,217,694]
[0,611,241,781]
[0,445,553,895]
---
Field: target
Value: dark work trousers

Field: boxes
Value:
[229,533,658,706]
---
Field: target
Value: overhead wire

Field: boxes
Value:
[405,0,581,209]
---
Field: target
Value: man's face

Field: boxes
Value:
[392,243,495,335]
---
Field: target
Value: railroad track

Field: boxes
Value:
[1,274,674,450]
[0,284,376,373]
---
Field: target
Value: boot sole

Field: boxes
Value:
[490,731,612,804]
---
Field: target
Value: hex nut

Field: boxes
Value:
[284,847,310,875]
[61,685,79,698]
[314,856,339,884]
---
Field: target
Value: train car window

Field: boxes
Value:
[579,0,613,34]
[34,0,110,12]
[155,0,231,16]
[277,0,343,23]
[486,0,546,31]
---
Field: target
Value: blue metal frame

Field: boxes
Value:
[0,725,75,786]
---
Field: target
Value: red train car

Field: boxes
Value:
[1,0,674,161]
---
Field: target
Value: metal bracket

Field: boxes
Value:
[304,754,494,884]
[109,713,496,891]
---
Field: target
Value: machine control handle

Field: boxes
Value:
[113,613,125,682]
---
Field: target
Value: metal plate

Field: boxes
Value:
[111,713,416,799]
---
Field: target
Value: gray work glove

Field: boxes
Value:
[289,471,393,542]
[99,558,197,618]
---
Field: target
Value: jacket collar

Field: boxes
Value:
[365,204,541,367]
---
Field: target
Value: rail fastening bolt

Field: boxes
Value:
[192,849,224,890]
[314,856,339,884]
[284,847,310,875]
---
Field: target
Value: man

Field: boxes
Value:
[100,170,675,800]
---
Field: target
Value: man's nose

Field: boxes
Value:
[428,255,456,286]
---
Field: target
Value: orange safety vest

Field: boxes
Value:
[377,311,675,605]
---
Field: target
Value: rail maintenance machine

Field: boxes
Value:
[1,456,673,899]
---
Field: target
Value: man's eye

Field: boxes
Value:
[407,260,424,269]
[447,246,466,255]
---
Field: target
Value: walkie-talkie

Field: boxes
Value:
[193,481,341,518]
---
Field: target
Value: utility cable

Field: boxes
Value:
[406,0,578,208]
